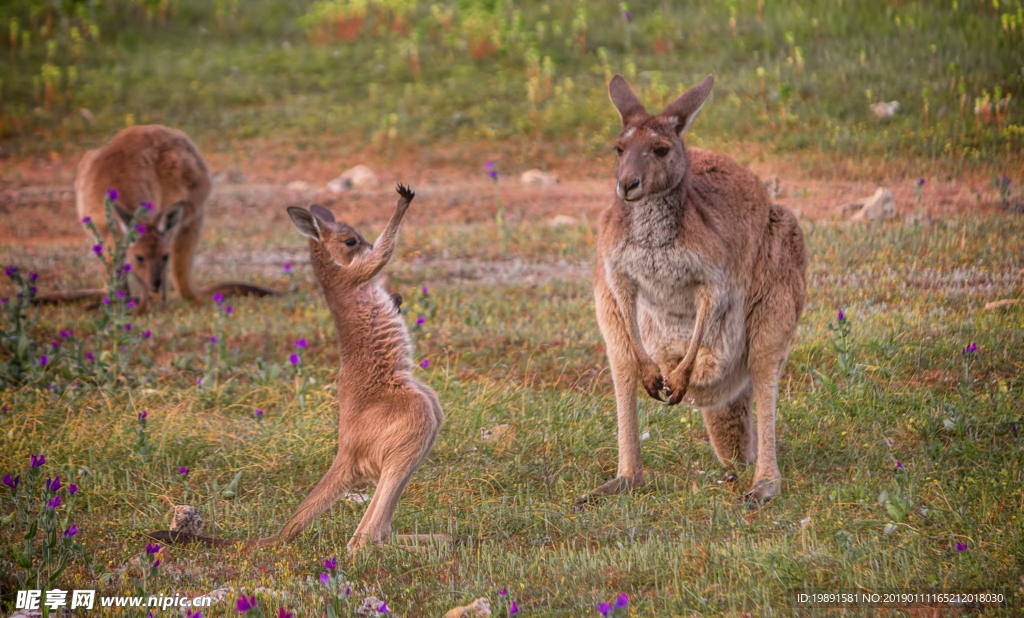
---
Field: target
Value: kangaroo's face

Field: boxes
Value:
[608,74,714,203]
[287,204,371,266]
[114,202,185,301]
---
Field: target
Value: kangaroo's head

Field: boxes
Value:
[287,204,371,266]
[608,74,714,202]
[113,201,186,301]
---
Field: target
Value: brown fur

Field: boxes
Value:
[583,74,807,504]
[71,125,275,313]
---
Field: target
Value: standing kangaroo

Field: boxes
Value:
[71,125,274,311]
[584,74,806,504]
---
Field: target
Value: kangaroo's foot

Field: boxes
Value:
[744,473,781,505]
[574,471,647,509]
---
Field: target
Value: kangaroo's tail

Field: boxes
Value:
[200,282,281,298]
[145,530,281,547]
[30,289,107,304]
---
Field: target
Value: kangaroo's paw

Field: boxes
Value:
[574,472,647,509]
[744,474,781,505]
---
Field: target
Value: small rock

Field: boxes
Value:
[338,164,380,189]
[762,175,782,200]
[357,597,389,617]
[547,214,579,227]
[327,177,354,194]
[213,167,246,185]
[520,169,560,186]
[170,505,206,536]
[344,489,371,504]
[444,598,492,618]
[79,108,95,125]
[870,101,900,119]
[849,188,896,222]
[286,180,311,193]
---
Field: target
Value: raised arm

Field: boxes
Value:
[347,184,415,286]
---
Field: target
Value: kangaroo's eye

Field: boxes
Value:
[345,239,357,247]
[614,146,624,155]
[136,255,145,263]
[653,146,670,157]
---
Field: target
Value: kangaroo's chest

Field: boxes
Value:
[616,242,708,318]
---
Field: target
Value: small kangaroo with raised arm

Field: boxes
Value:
[585,73,806,504]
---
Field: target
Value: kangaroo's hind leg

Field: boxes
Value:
[169,207,204,303]
[276,452,361,542]
[700,382,756,479]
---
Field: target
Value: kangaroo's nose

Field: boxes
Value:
[624,178,641,194]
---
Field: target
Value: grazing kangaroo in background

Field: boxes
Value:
[583,74,806,505]
[65,125,275,312]
[149,185,443,552]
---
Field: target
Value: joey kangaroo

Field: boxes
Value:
[58,125,275,312]
[148,185,443,552]
[583,74,806,505]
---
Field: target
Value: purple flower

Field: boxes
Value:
[615,593,628,609]
[102,296,110,305]
[60,329,71,338]
[178,466,190,476]
[187,611,202,618]
[422,286,428,295]
[485,161,495,170]
[92,244,103,256]
[498,587,507,597]
[1012,423,1018,435]
[295,338,308,348]
[236,595,258,613]
[152,559,161,568]
[284,263,292,271]
[139,410,148,420]
[278,608,293,618]
[126,297,136,307]
[2,474,19,490]
[146,542,161,554]
[917,178,925,187]
[46,475,61,492]
[143,201,154,211]
[598,602,612,617]
[69,483,78,494]
[255,409,264,418]
[106,188,119,201]
[210,335,218,344]
[82,216,91,224]
[622,10,633,21]
[212,292,224,304]
[39,355,48,366]
[143,330,151,339]
[896,461,904,469]
[962,342,978,355]
[509,601,519,615]
[1,298,7,304]
[30,454,45,468]
[64,523,78,537]
[420,359,430,368]
[135,224,147,234]
[344,588,351,596]
[118,289,127,298]
[225,306,234,315]
[289,353,299,365]
[489,169,498,180]
[837,309,845,321]
[415,316,426,325]
[86,351,94,361]
[47,495,62,509]
[196,378,202,386]
[125,323,132,331]
[379,602,389,614]
[319,572,330,586]
[51,341,60,349]
[956,541,967,552]
[29,271,38,282]
[324,556,337,571]
[124,263,132,272]
[5,266,17,277]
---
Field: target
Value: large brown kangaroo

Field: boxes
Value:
[59,125,275,312]
[149,186,444,552]
[582,74,807,505]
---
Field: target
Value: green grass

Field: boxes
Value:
[1,214,1022,615]
[1,0,1023,174]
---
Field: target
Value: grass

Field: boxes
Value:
[1,212,1023,615]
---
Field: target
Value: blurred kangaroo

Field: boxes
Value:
[583,74,806,505]
[63,125,275,311]
[148,185,443,552]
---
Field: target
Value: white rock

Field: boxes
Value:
[286,180,311,192]
[520,169,560,186]
[444,597,492,617]
[849,188,896,222]
[870,101,900,119]
[339,164,380,189]
[547,214,579,227]
[326,177,353,194]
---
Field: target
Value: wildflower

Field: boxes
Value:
[143,330,151,339]
[60,329,72,338]
[255,409,264,418]
[498,588,507,597]
[319,572,330,586]
[64,523,78,537]
[324,556,337,571]
[896,461,904,469]
[69,483,78,494]
[289,353,299,365]
[598,602,612,616]
[118,289,127,298]
[146,543,160,554]
[136,224,147,234]
[295,338,308,348]
[39,355,48,366]
[917,178,925,187]
[422,285,428,295]
[344,588,351,596]
[212,292,224,304]
[139,410,148,420]
[2,474,18,490]
[1,298,6,304]
[51,341,59,349]
[186,611,202,618]
[615,593,628,609]
[197,378,202,386]
[509,601,519,615]
[225,306,234,315]
[210,335,218,344]
[86,351,94,361]
[420,359,430,368]
[47,495,62,509]
[236,594,257,613]
[106,188,119,201]
[956,541,967,552]
[178,466,190,476]
[124,263,132,272]
[125,323,132,331]
[379,602,390,614]
[102,296,110,305]
[1013,423,1019,435]
[30,454,45,467]
[82,216,91,223]
[143,201,154,212]
[284,263,292,271]
[92,244,103,256]
[962,342,978,355]
[622,10,633,21]
[278,608,293,618]
[29,272,38,282]
[46,476,61,492]
[127,300,137,308]
[485,162,498,180]
[416,316,426,326]
[837,309,845,322]
[5,266,16,277]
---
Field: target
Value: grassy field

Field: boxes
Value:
[2,0,1024,616]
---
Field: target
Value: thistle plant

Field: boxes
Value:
[0,266,43,385]
[320,556,352,618]
[134,410,150,461]
[597,593,629,616]
[485,162,504,226]
[291,337,308,409]
[828,309,856,383]
[960,341,978,395]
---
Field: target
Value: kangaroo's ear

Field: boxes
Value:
[309,204,336,223]
[287,206,321,241]
[112,202,135,231]
[157,201,186,235]
[661,74,714,137]
[608,74,648,127]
